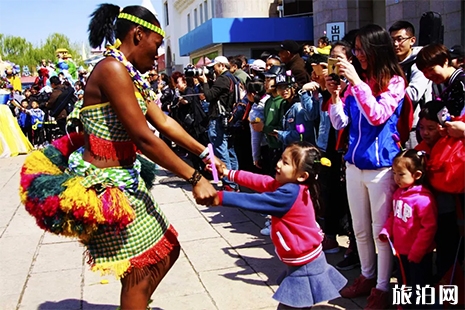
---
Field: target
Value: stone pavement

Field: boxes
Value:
[0,155,370,310]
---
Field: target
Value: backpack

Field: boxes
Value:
[427,115,465,194]
[224,72,249,131]
[418,11,444,46]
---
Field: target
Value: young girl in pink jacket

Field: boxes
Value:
[212,141,347,309]
[379,149,437,309]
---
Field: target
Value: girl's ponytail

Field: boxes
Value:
[88,4,120,48]
[308,177,321,214]
[286,141,324,213]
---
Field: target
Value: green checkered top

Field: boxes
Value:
[80,92,147,142]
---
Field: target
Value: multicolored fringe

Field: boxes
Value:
[19,133,157,241]
[90,225,179,279]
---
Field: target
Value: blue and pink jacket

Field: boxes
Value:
[379,185,437,263]
[218,170,323,266]
[329,76,406,169]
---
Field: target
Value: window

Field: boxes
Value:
[194,9,198,28]
[187,13,191,31]
[204,1,209,20]
[282,0,313,17]
[211,0,215,18]
[200,4,203,24]
[164,2,169,26]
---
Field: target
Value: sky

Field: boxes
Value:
[0,0,165,47]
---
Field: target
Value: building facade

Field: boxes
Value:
[163,0,464,74]
[162,0,313,74]
[312,0,464,49]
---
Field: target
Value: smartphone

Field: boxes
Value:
[311,64,324,76]
[437,106,451,125]
[328,57,339,75]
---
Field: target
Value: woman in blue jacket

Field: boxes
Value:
[326,24,407,310]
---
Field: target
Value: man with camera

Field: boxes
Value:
[197,56,239,191]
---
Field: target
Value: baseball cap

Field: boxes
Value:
[449,45,464,60]
[277,40,301,54]
[264,65,285,78]
[250,59,266,72]
[275,70,296,86]
[207,56,229,67]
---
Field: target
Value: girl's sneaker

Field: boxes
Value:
[336,251,361,270]
[340,275,376,298]
[336,241,360,270]
[364,288,389,310]
[260,219,271,236]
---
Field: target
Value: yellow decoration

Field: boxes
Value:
[56,48,69,54]
[320,157,332,167]
[92,260,131,279]
[118,13,165,38]
[19,189,28,204]
[60,177,106,223]
[23,151,62,175]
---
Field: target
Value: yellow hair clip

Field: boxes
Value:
[118,13,165,38]
[315,157,332,167]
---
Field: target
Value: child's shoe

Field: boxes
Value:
[260,219,271,236]
[336,241,360,270]
[364,288,389,310]
[340,274,376,298]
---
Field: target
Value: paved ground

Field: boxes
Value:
[0,154,371,310]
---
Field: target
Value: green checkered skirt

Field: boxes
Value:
[68,147,179,278]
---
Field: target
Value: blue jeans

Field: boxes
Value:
[208,118,239,189]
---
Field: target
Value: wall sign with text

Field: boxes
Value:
[326,22,345,42]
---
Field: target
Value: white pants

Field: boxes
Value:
[346,163,396,292]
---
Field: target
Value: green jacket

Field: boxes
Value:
[263,94,286,149]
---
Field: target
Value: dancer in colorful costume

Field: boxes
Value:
[19,4,220,309]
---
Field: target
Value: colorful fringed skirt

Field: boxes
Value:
[19,133,179,278]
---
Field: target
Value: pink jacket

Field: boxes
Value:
[218,170,324,266]
[379,185,437,263]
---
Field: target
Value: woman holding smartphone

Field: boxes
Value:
[326,24,407,310]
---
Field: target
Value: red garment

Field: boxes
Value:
[219,170,323,266]
[414,140,431,155]
[380,185,437,263]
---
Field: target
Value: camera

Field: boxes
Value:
[184,64,210,77]
[220,112,231,128]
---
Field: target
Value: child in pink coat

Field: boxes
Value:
[379,149,437,309]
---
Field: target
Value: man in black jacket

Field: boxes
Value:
[45,76,76,139]
[198,56,239,191]
[277,40,310,87]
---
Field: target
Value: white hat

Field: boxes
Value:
[251,59,266,72]
[207,56,229,67]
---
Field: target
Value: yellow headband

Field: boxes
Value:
[118,12,165,38]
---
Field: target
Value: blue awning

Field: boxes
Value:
[179,17,313,56]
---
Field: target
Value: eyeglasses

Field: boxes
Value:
[391,36,412,44]
[351,48,363,55]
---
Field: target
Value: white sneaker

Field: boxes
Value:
[260,226,271,236]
